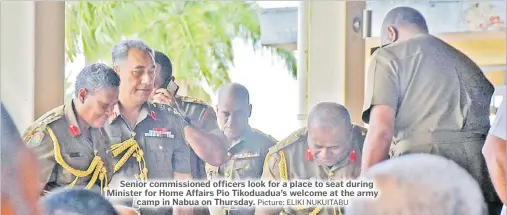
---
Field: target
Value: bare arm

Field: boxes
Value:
[482,134,506,203]
[183,125,229,166]
[153,89,229,166]
[361,105,395,172]
[361,49,399,172]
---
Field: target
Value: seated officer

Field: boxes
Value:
[256,102,367,215]
[207,83,277,215]
[23,63,120,194]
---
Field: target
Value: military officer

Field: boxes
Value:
[150,50,221,180]
[1,104,42,215]
[22,63,120,195]
[106,40,228,215]
[256,102,367,215]
[360,6,500,214]
[206,83,277,215]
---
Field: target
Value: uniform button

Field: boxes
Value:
[227,152,232,157]
[159,146,163,150]
[225,172,230,177]
[244,165,249,170]
[362,132,366,136]
[328,172,334,178]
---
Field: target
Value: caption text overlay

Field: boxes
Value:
[106,180,379,208]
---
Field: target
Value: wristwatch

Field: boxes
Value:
[182,116,192,127]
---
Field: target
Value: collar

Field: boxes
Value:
[227,127,255,154]
[108,102,157,125]
[64,99,90,137]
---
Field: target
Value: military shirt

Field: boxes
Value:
[176,95,219,180]
[23,100,114,194]
[362,33,494,152]
[206,128,276,215]
[206,128,277,181]
[262,125,367,215]
[104,102,191,215]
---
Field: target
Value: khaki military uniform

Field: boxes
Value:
[362,33,499,207]
[262,125,366,215]
[176,95,219,215]
[176,95,219,180]
[104,102,191,215]
[23,100,114,194]
[206,128,277,215]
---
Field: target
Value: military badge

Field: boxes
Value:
[145,128,174,138]
[231,152,260,160]
[268,155,278,169]
[28,131,44,146]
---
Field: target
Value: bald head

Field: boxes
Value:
[381,7,428,46]
[218,83,250,103]
[1,104,41,215]
[346,154,486,215]
[217,83,252,141]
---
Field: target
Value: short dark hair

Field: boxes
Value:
[382,7,428,33]
[41,189,119,215]
[111,40,154,66]
[74,63,121,97]
[154,50,173,88]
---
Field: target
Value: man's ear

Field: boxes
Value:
[387,25,398,43]
[248,104,252,117]
[77,88,89,103]
[113,65,121,74]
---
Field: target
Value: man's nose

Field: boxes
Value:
[141,71,153,84]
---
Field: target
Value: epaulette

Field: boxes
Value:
[23,106,64,140]
[252,128,278,143]
[352,124,367,137]
[178,95,207,105]
[270,127,307,153]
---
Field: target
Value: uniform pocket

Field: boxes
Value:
[145,137,175,175]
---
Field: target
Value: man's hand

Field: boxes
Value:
[152,88,176,106]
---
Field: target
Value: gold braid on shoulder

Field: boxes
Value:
[110,137,148,180]
[46,127,108,194]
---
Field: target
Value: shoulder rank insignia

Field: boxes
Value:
[268,154,279,169]
[28,131,44,146]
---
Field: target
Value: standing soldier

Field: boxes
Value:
[360,6,500,213]
[105,40,228,215]
[150,50,221,180]
[207,83,277,215]
[23,63,120,195]
[256,102,367,215]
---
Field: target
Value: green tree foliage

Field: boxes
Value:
[65,1,297,102]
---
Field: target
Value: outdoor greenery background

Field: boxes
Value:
[65,1,297,103]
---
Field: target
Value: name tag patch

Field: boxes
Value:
[231,152,260,160]
[145,128,174,138]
